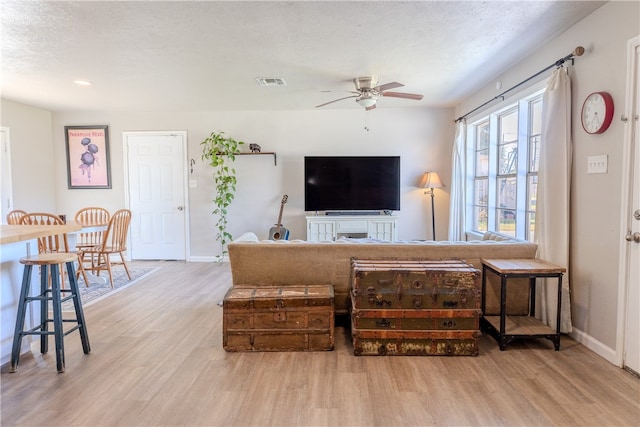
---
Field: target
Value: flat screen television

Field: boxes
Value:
[304,156,401,212]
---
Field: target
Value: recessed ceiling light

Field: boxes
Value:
[74,80,93,86]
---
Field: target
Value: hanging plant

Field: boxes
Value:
[201,130,245,255]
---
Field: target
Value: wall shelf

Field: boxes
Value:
[235,152,277,166]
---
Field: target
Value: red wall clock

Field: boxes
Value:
[581,91,614,134]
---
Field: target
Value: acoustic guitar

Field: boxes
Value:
[268,195,290,240]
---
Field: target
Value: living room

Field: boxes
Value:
[1,1,638,423]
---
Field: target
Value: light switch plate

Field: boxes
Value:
[587,155,608,174]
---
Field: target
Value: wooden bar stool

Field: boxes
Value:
[10,252,91,373]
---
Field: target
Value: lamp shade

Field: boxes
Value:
[419,172,443,189]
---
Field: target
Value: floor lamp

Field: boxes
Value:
[419,172,443,240]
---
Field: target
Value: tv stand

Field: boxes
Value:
[306,215,398,242]
[325,211,382,216]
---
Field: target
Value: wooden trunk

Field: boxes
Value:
[351,327,480,356]
[351,306,481,331]
[351,259,481,310]
[350,259,481,356]
[223,285,334,352]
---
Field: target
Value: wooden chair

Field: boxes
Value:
[74,207,110,250]
[83,209,132,288]
[19,213,68,252]
[19,213,90,287]
[74,207,110,286]
[6,209,27,225]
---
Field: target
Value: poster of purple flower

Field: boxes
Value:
[65,125,111,189]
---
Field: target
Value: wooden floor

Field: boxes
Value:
[1,261,638,426]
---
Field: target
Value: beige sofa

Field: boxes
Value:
[227,231,538,315]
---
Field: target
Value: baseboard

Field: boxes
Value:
[570,327,620,367]
[188,255,229,263]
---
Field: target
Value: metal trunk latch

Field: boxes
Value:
[396,275,403,300]
[413,296,423,308]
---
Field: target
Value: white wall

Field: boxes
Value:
[0,99,56,212]
[456,1,639,361]
[50,107,455,257]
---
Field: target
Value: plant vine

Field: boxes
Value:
[201,131,244,255]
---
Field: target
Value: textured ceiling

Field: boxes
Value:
[0,1,605,112]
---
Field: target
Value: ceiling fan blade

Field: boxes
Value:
[381,91,424,100]
[315,95,358,108]
[375,82,404,92]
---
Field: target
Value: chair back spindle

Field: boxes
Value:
[74,207,110,250]
[19,213,68,253]
[17,212,83,287]
[103,209,131,252]
[83,209,132,288]
[6,209,27,225]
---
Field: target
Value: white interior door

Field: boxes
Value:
[125,131,188,260]
[622,36,640,376]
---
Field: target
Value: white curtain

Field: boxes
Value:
[536,67,573,333]
[448,120,467,241]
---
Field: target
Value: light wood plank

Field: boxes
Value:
[1,260,638,427]
[481,258,566,274]
[485,315,557,335]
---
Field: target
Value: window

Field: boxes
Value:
[468,90,543,241]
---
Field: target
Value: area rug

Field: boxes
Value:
[58,267,160,311]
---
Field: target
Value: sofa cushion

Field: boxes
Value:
[482,231,522,242]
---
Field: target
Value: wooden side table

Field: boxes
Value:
[480,258,566,351]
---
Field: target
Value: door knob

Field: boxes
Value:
[625,230,640,243]
[177,206,184,211]
[634,210,640,221]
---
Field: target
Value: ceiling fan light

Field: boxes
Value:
[356,98,377,108]
[356,91,378,108]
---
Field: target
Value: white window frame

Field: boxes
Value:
[465,82,546,241]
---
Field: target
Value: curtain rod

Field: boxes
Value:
[454,46,585,123]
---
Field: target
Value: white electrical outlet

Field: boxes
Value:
[587,155,608,174]
[189,179,198,188]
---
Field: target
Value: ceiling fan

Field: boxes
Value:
[315,76,423,110]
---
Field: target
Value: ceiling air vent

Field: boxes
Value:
[255,77,287,87]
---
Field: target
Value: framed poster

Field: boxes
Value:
[65,125,111,189]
